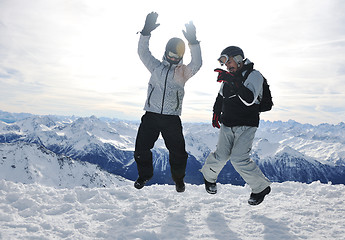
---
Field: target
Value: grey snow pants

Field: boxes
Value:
[200,125,271,193]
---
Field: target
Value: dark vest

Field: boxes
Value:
[214,63,260,127]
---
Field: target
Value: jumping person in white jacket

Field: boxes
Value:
[134,12,202,192]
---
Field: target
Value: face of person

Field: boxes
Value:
[166,51,182,64]
[224,57,239,73]
[218,55,242,73]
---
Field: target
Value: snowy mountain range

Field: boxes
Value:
[1,110,345,186]
[0,142,127,188]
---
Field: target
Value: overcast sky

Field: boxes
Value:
[1,0,345,125]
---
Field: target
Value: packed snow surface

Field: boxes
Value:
[1,179,344,240]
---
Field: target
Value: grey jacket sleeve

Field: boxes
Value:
[137,34,161,73]
[238,70,263,106]
[184,43,202,80]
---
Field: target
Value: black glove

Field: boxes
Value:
[215,68,241,98]
[212,112,221,128]
[141,12,160,36]
[214,68,236,83]
[182,21,199,45]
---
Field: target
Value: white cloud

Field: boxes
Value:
[1,0,345,124]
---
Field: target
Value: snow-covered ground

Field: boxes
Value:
[1,179,344,240]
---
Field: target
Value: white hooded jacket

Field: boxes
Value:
[138,35,202,116]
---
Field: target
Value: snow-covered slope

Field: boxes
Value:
[0,142,126,188]
[0,179,344,240]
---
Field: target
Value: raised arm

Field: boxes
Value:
[138,12,161,73]
[183,21,202,79]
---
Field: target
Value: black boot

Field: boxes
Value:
[134,177,150,189]
[248,186,271,205]
[174,179,185,193]
[204,177,217,194]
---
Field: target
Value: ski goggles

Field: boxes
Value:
[168,51,182,59]
[218,54,229,66]
[218,54,243,66]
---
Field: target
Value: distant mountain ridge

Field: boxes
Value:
[0,110,344,185]
[0,110,34,123]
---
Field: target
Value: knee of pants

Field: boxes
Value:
[134,150,152,162]
[229,148,251,164]
[168,148,187,164]
[201,153,228,178]
[169,151,188,162]
[230,156,254,168]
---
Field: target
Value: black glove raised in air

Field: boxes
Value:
[141,12,160,36]
[182,21,199,45]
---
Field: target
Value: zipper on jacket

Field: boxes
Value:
[161,65,172,114]
[147,84,154,107]
[175,91,180,111]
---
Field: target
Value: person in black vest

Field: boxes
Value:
[200,46,271,205]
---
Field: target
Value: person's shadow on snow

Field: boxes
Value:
[159,210,190,240]
[207,211,241,240]
[251,215,296,240]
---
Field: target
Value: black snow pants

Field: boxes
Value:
[134,112,188,182]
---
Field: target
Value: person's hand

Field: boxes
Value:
[214,68,236,83]
[182,21,198,44]
[212,112,221,128]
[141,12,160,36]
[215,68,240,97]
